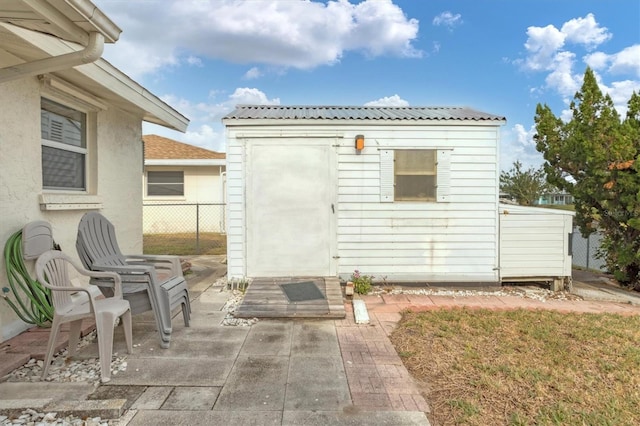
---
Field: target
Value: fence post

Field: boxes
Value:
[196,203,200,254]
[586,233,590,270]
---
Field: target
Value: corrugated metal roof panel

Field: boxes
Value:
[223,105,506,122]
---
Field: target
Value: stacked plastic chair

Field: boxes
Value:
[76,212,190,348]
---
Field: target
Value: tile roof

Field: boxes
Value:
[142,135,225,160]
[223,105,506,122]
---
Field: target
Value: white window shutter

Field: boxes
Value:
[437,149,451,202]
[380,149,394,202]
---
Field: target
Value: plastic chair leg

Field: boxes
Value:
[67,319,83,357]
[42,317,62,379]
[122,310,133,354]
[95,312,116,383]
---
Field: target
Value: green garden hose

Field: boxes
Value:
[2,230,53,326]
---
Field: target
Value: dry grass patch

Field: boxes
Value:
[390,308,640,426]
[143,232,226,255]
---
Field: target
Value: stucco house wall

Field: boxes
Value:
[0,2,187,342]
[0,78,144,340]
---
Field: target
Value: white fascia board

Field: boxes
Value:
[145,159,226,166]
[1,22,189,132]
[64,0,122,43]
[87,59,189,132]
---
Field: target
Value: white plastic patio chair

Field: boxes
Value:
[35,250,133,383]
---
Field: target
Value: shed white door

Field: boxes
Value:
[246,140,336,277]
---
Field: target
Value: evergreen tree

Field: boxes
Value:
[500,161,550,206]
[534,67,640,289]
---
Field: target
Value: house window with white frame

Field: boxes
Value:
[147,171,184,196]
[41,98,87,190]
[394,149,437,201]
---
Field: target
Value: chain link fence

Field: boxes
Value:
[571,226,606,271]
[143,203,226,255]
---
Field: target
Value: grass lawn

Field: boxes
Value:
[390,309,640,426]
[143,232,226,255]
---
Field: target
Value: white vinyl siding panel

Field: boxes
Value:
[499,206,574,279]
[334,125,499,282]
[225,139,245,278]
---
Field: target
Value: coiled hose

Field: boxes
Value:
[2,230,53,326]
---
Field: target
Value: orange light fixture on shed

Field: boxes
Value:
[355,134,365,151]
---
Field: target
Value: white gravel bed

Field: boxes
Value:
[369,284,581,302]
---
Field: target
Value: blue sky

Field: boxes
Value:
[94,0,640,171]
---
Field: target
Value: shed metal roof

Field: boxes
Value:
[223,105,506,122]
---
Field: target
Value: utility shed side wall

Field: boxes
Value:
[226,122,501,283]
[499,206,574,279]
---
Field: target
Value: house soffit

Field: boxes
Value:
[0,0,121,45]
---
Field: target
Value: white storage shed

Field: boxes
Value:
[223,105,508,284]
[499,204,575,290]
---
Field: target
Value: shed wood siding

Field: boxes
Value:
[226,123,501,282]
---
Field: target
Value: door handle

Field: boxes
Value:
[331,204,335,214]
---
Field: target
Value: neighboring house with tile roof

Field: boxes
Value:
[142,135,226,234]
[0,1,188,341]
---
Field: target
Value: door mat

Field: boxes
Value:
[280,281,326,302]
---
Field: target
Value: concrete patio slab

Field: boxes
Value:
[282,410,430,425]
[126,409,282,426]
[286,355,351,411]
[130,386,173,410]
[161,386,221,410]
[242,320,293,356]
[291,320,341,356]
[214,355,289,411]
[107,358,236,387]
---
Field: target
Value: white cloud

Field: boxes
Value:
[584,45,640,78]
[186,56,203,67]
[145,87,280,152]
[96,0,421,79]
[364,95,409,107]
[432,11,462,30]
[584,51,609,71]
[606,45,640,77]
[521,14,638,118]
[244,67,263,79]
[500,124,544,171]
[560,13,611,49]
[523,24,566,71]
[544,51,581,98]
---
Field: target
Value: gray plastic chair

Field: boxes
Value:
[36,250,132,383]
[76,212,190,348]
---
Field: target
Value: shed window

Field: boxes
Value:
[41,98,86,190]
[380,149,451,203]
[147,171,184,196]
[394,150,436,201]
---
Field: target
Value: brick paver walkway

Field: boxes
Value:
[335,303,430,413]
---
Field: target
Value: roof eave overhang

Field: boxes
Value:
[145,159,226,166]
[1,22,189,132]
[223,118,507,127]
